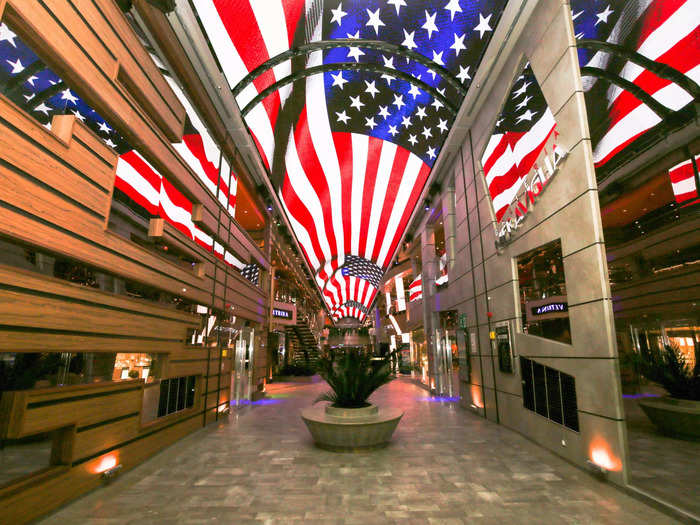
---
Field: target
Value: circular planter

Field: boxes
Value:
[301,403,403,451]
[638,396,700,441]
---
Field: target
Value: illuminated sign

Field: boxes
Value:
[272,308,292,319]
[531,302,568,316]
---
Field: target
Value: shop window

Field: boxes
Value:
[157,376,196,418]
[0,352,162,393]
[520,357,579,432]
[516,239,571,344]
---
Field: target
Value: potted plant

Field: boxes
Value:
[301,347,403,450]
[636,343,699,440]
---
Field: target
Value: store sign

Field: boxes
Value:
[272,308,292,319]
[495,145,568,246]
[531,302,568,316]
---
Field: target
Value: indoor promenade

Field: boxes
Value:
[40,379,677,525]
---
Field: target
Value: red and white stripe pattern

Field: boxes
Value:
[164,74,238,216]
[115,152,245,271]
[669,155,699,205]
[586,0,700,167]
[409,277,423,302]
[481,109,556,221]
[195,0,305,170]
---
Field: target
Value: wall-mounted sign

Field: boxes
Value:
[494,322,514,374]
[525,295,569,323]
[272,308,292,319]
[531,302,568,316]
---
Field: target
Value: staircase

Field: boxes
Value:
[286,317,320,368]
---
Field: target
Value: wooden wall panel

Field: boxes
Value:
[72,415,140,461]
[0,331,184,354]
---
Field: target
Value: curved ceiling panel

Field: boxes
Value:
[193,0,508,319]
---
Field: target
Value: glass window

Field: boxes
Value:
[517,239,571,344]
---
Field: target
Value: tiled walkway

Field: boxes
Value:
[41,378,679,524]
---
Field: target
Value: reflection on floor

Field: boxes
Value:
[624,391,700,518]
[41,378,678,524]
[0,435,52,488]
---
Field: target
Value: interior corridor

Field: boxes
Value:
[40,379,678,525]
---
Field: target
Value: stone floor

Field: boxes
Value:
[41,377,681,524]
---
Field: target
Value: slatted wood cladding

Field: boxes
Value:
[0,0,270,522]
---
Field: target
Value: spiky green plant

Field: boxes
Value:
[636,343,699,401]
[315,347,396,408]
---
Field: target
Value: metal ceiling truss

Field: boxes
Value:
[233,39,466,98]
[240,62,458,117]
[577,40,700,100]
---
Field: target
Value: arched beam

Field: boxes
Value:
[241,62,458,117]
[233,39,466,98]
[579,66,673,119]
[577,40,700,99]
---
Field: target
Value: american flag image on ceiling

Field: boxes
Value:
[192,0,508,321]
[571,0,700,169]
[0,23,247,271]
[481,62,557,222]
[668,155,700,207]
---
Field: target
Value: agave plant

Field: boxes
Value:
[315,347,396,408]
[636,343,699,401]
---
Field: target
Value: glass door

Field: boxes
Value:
[232,327,255,407]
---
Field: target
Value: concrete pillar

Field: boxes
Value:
[441,186,457,275]
[420,227,440,393]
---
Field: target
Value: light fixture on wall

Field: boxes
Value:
[586,459,609,478]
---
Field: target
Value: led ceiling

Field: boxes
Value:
[194,0,507,321]
[571,0,699,175]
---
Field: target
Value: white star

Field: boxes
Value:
[432,50,445,66]
[387,0,406,15]
[382,55,395,69]
[431,97,443,111]
[515,95,532,111]
[512,81,530,98]
[450,33,466,56]
[401,29,417,51]
[330,3,346,25]
[408,134,418,146]
[34,102,52,115]
[347,46,365,62]
[388,124,399,137]
[23,93,35,102]
[421,126,433,140]
[444,0,462,21]
[0,23,17,47]
[415,106,427,120]
[366,8,385,35]
[401,115,412,128]
[60,88,79,104]
[6,58,24,74]
[495,118,504,127]
[336,110,350,124]
[427,146,437,159]
[382,74,395,86]
[104,138,117,148]
[422,11,439,39]
[346,31,365,62]
[98,121,112,134]
[596,5,614,26]
[72,110,86,121]
[365,116,377,130]
[516,109,537,123]
[474,13,492,39]
[378,105,390,119]
[408,83,422,99]
[437,119,448,133]
[364,80,379,98]
[331,71,348,89]
[350,95,365,111]
[26,75,38,86]
[392,93,405,110]
[43,122,52,131]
